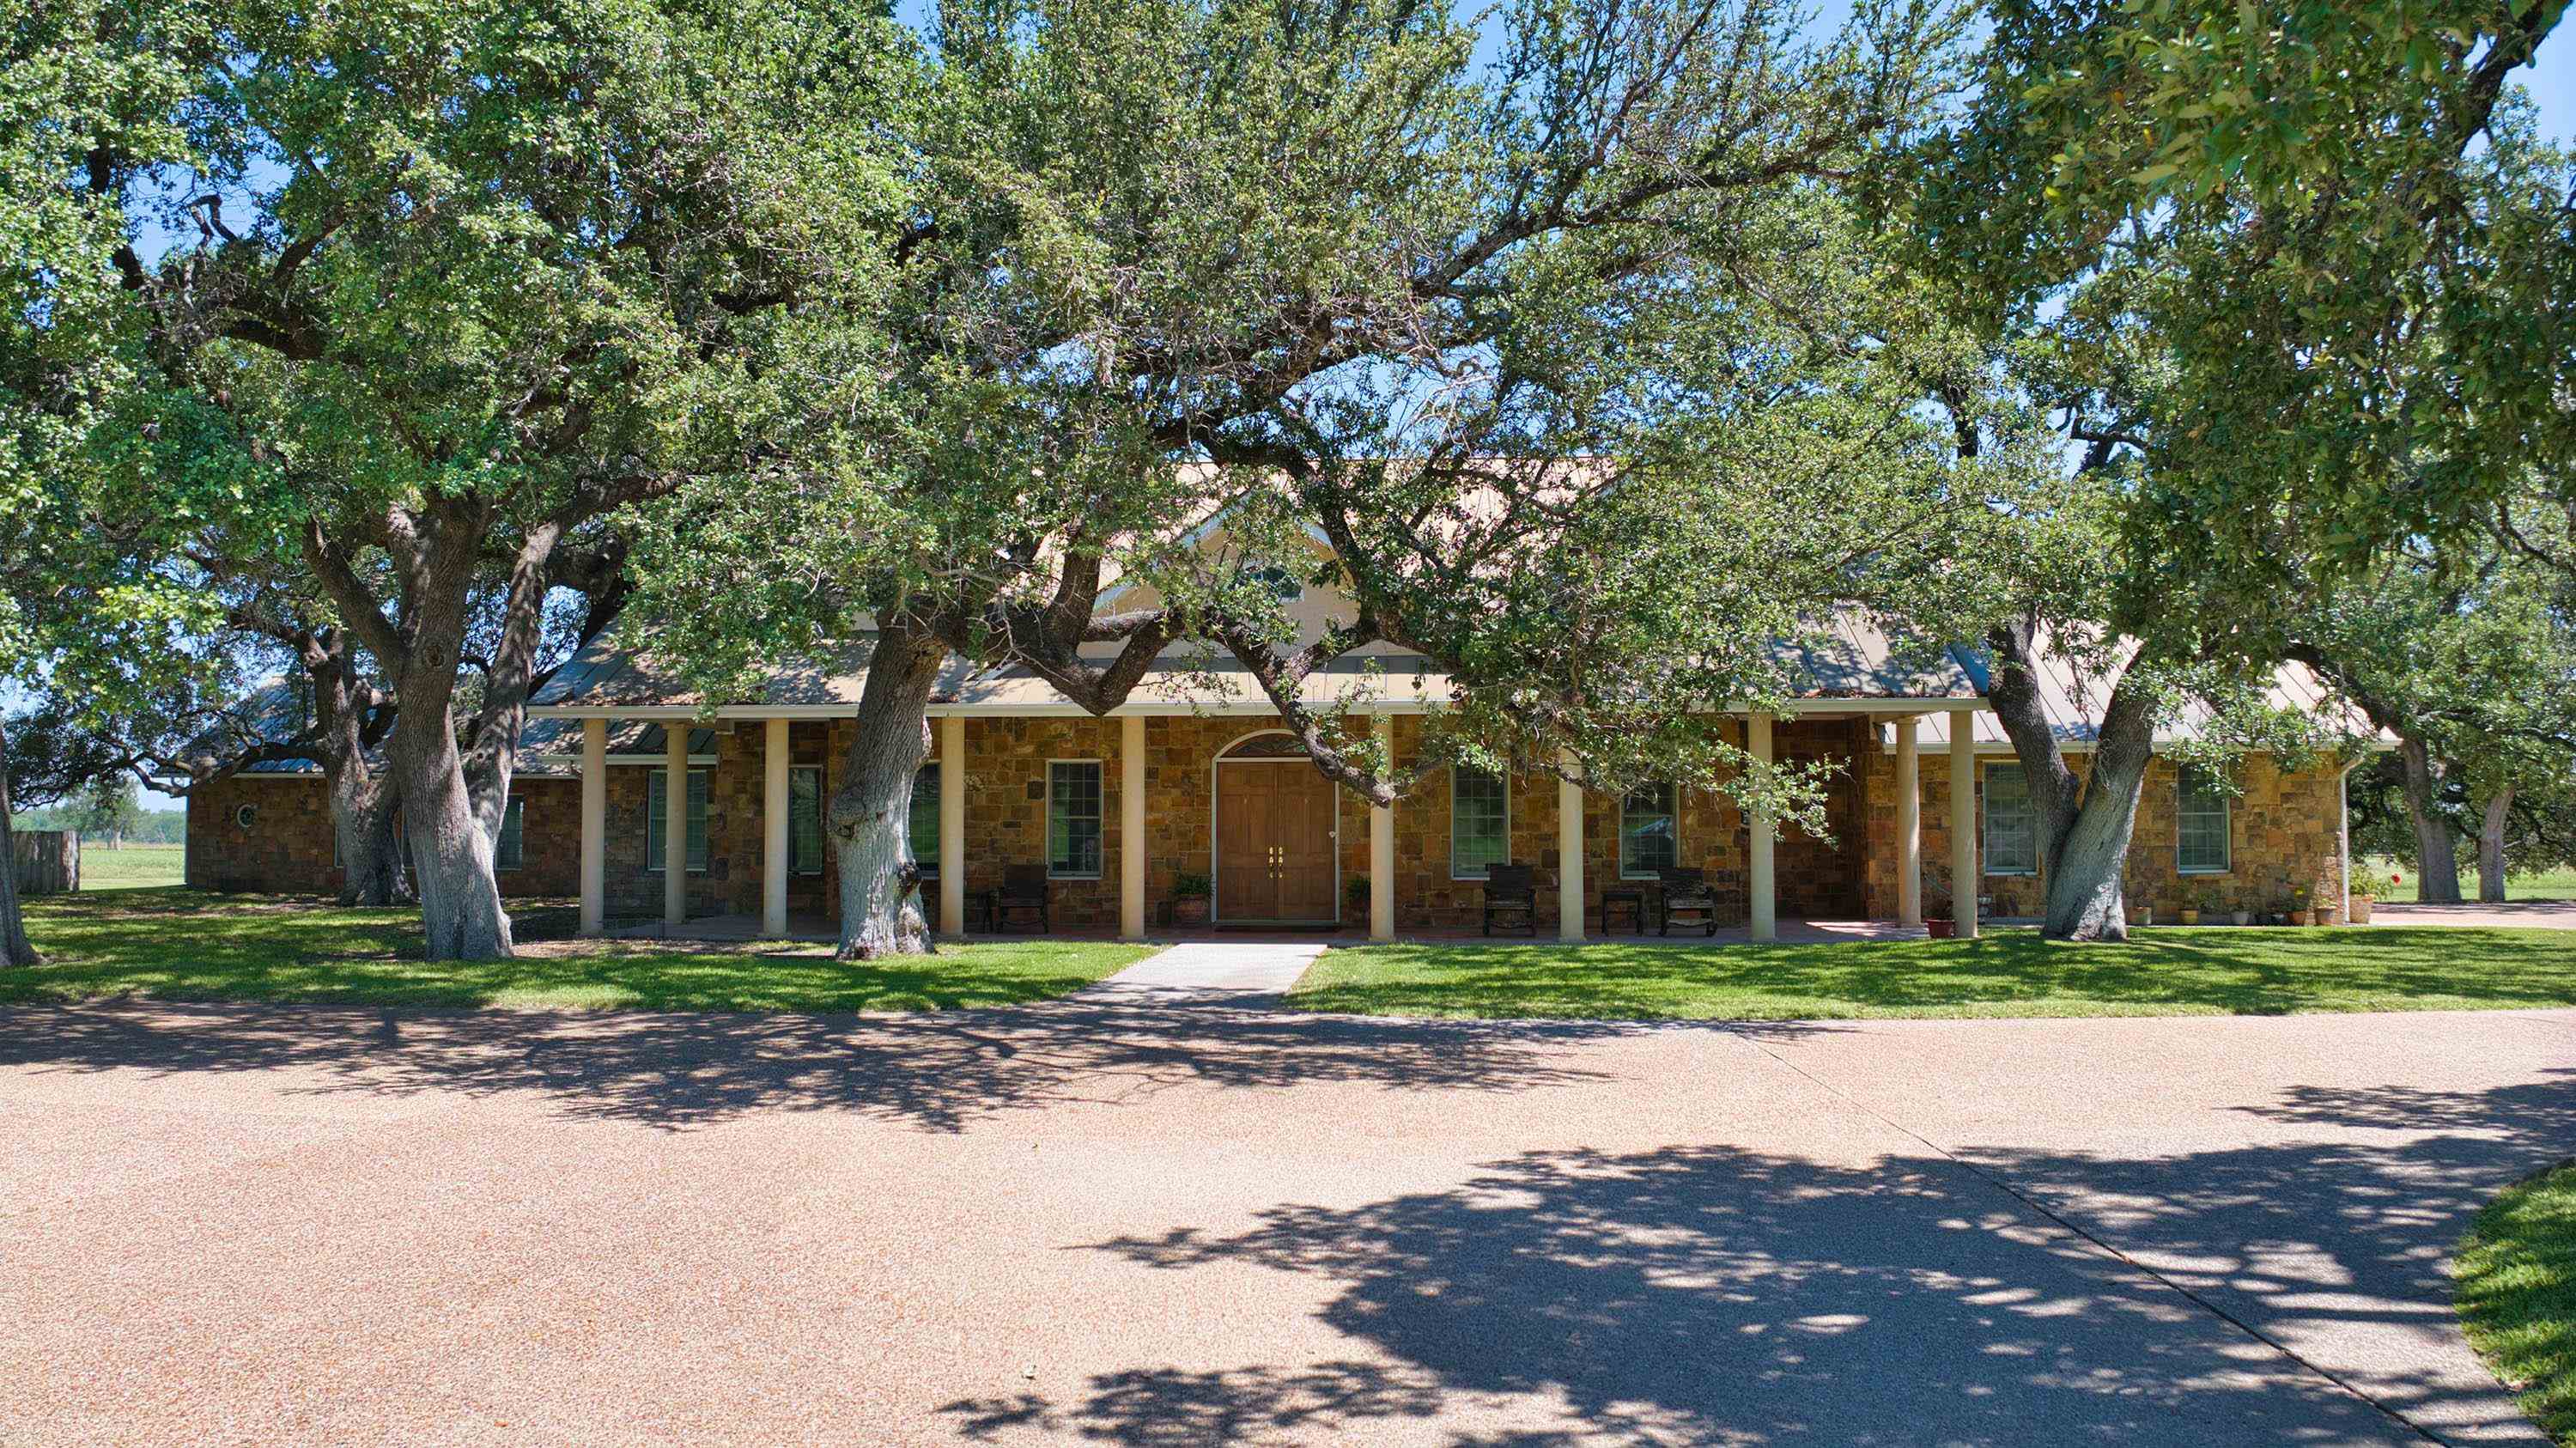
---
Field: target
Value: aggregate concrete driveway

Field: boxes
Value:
[2,994,2569,1446]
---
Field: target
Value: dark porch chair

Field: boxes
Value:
[1658,867,1718,937]
[984,863,1051,934]
[1480,863,1539,937]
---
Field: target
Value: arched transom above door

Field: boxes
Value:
[1218,731,1310,759]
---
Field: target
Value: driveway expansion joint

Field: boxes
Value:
[1719,1020,2458,1446]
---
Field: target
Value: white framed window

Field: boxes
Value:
[2178,767,2233,874]
[788,767,826,876]
[1619,782,1676,879]
[646,769,710,873]
[1983,763,2038,876]
[1450,765,1509,879]
[495,798,526,872]
[1047,759,1103,879]
[908,763,939,876]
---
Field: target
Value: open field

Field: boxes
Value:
[2365,856,2576,903]
[1293,927,2576,1020]
[5,887,1154,1013]
[69,843,185,891]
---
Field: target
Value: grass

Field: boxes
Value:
[1291,927,2576,1021]
[71,843,186,891]
[3,887,1155,1013]
[2458,1164,2576,1445]
[2363,856,2576,903]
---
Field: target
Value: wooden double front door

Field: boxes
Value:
[1215,764,1339,922]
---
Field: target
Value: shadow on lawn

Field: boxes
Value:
[1299,928,2576,1019]
[7,887,1136,1013]
[938,1072,2576,1445]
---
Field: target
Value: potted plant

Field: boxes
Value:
[2132,903,2155,926]
[2178,887,2202,927]
[1923,865,1957,938]
[1346,876,1370,916]
[1170,873,1212,924]
[2287,882,2312,927]
[2229,904,2252,926]
[2348,882,2375,925]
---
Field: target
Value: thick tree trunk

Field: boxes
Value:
[0,719,39,967]
[1985,620,2160,942]
[2397,737,2464,903]
[301,634,410,907]
[331,765,410,906]
[830,624,946,961]
[388,711,513,959]
[306,503,523,960]
[2038,737,2154,940]
[2478,787,2514,903]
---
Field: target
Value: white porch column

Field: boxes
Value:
[1747,711,1777,941]
[762,718,789,937]
[1558,747,1584,942]
[1895,715,1922,927]
[663,725,689,928]
[939,715,965,937]
[1121,715,1146,940]
[579,717,606,935]
[1369,715,1395,940]
[1949,708,1978,940]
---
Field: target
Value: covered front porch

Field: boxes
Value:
[604,910,1937,947]
[547,703,1991,948]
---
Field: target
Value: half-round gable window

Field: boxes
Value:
[1241,564,1300,603]
[234,803,258,831]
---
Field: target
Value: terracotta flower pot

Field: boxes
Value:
[2349,897,2373,925]
[1172,897,1211,924]
[2288,909,2309,926]
[2178,909,2200,926]
[1925,917,1956,939]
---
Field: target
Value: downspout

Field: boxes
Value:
[2338,757,2359,922]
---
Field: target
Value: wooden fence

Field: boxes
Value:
[10,830,78,896]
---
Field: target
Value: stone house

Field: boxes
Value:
[185,528,2367,938]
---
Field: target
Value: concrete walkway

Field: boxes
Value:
[2,1000,2566,1444]
[1082,940,1330,1001]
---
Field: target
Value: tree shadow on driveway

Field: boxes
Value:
[950,1142,2428,1445]
[936,1072,2576,1446]
[0,996,1643,1132]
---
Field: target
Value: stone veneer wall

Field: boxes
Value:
[185,772,581,898]
[185,716,2349,929]
[1858,743,2349,922]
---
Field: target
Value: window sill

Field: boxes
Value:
[1048,873,1103,882]
[1984,869,2038,879]
[2178,867,2233,877]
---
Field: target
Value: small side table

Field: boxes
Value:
[1600,888,1647,934]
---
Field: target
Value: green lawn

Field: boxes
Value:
[3,887,1155,1013]
[73,843,186,891]
[1291,928,2576,1020]
[2364,856,2576,903]
[2458,1164,2576,1445]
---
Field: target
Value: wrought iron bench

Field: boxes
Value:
[1658,867,1718,936]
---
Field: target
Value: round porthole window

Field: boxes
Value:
[234,803,258,831]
